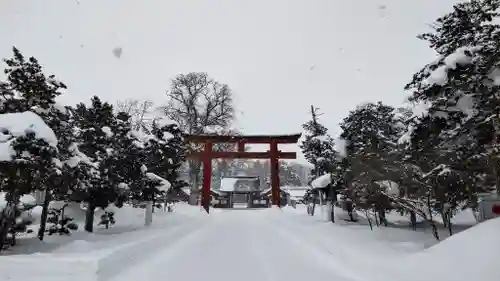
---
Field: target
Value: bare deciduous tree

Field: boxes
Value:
[159,72,235,203]
[116,99,155,133]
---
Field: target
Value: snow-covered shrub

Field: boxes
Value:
[98,211,115,229]
[46,203,78,236]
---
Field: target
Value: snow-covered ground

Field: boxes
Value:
[1,204,498,281]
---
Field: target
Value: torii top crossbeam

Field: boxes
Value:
[183,134,301,144]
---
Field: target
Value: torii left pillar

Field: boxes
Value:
[201,141,212,212]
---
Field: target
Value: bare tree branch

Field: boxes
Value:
[116,99,155,133]
[160,72,234,134]
[158,72,235,201]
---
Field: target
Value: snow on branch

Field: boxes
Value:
[0,111,58,161]
[311,173,331,189]
[145,172,171,191]
[424,46,479,86]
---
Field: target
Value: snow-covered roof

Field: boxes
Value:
[259,187,288,196]
[145,172,171,191]
[288,189,307,198]
[311,173,331,189]
[281,185,309,190]
[281,186,308,198]
[260,187,272,195]
[181,186,191,195]
[220,178,240,192]
[210,189,224,196]
[0,111,58,161]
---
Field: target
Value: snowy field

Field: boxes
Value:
[1,203,498,281]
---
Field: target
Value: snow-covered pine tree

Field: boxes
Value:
[404,0,500,195]
[300,105,337,218]
[145,118,186,187]
[0,47,66,115]
[0,47,76,240]
[72,96,120,232]
[104,111,147,204]
[300,105,337,177]
[119,118,185,224]
[339,102,401,227]
[279,161,302,186]
[0,112,59,250]
[397,0,500,238]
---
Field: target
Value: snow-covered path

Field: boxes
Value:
[109,208,355,281]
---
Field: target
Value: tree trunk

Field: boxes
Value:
[188,160,202,205]
[0,205,15,252]
[319,191,325,219]
[37,189,52,241]
[346,201,356,221]
[446,211,453,236]
[311,194,317,216]
[410,211,417,231]
[329,188,336,223]
[378,209,387,226]
[427,195,440,241]
[330,202,335,223]
[430,220,440,241]
[326,201,335,223]
[145,201,153,226]
[491,119,500,195]
[84,201,95,233]
[365,210,373,230]
[441,210,448,227]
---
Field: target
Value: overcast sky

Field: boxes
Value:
[0,0,461,163]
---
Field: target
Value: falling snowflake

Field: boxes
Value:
[112,47,123,58]
[377,4,388,18]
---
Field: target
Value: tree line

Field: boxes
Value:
[0,48,185,251]
[301,0,500,240]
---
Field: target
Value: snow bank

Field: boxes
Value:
[1,204,207,281]
[311,173,331,189]
[0,111,57,161]
[0,255,98,281]
[396,217,500,281]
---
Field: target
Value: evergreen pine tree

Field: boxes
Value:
[0,47,74,240]
[300,105,337,177]
[0,112,59,249]
[145,119,186,188]
[404,0,500,195]
[339,102,401,226]
[73,96,119,232]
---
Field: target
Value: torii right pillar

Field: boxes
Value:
[269,140,281,206]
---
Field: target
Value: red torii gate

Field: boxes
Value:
[184,134,301,213]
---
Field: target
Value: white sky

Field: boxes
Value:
[0,0,460,163]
